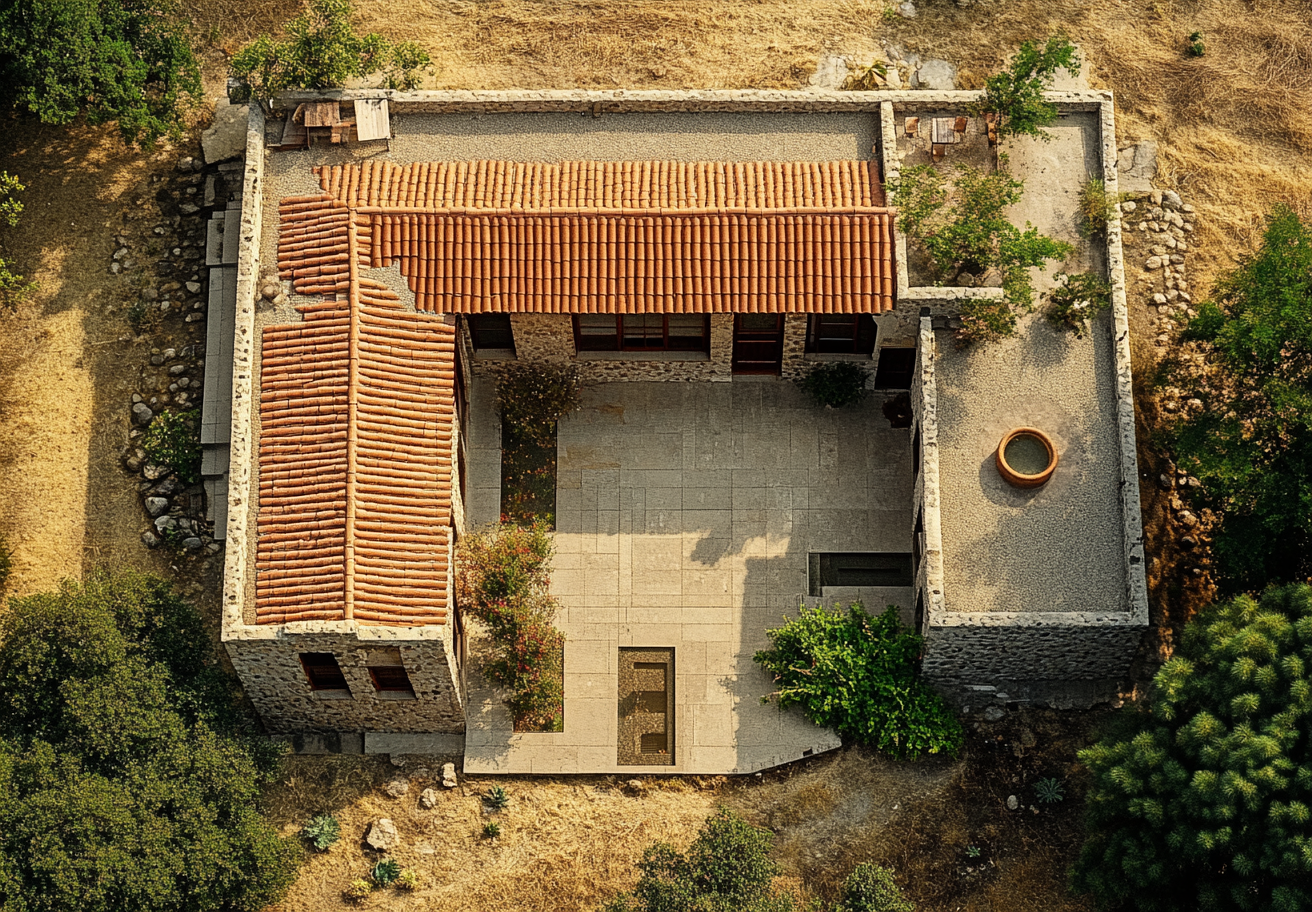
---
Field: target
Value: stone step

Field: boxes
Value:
[203,473,229,541]
[201,265,237,446]
[205,213,224,266]
[221,208,240,264]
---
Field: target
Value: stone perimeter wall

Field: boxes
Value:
[222,105,465,736]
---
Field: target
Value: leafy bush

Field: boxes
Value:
[890,160,1072,345]
[140,407,202,484]
[977,36,1081,142]
[1072,583,1312,912]
[302,813,341,850]
[1045,271,1113,338]
[0,532,11,593]
[487,784,510,810]
[1034,777,1065,804]
[396,868,421,890]
[0,172,34,314]
[798,361,870,408]
[482,821,502,839]
[456,523,566,732]
[604,807,794,912]
[0,0,200,144]
[1171,205,1312,591]
[371,857,401,886]
[1187,31,1206,58]
[345,877,373,900]
[842,60,888,91]
[754,603,963,759]
[0,569,301,911]
[496,361,582,447]
[1077,177,1123,237]
[230,0,432,98]
[835,863,914,912]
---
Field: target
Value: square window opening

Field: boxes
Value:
[468,314,516,352]
[300,653,350,692]
[369,665,415,695]
[808,552,914,595]
[873,348,916,389]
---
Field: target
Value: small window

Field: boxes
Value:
[805,315,877,355]
[808,552,914,595]
[368,665,415,695]
[300,653,350,692]
[468,314,515,352]
[576,314,621,351]
[873,348,916,389]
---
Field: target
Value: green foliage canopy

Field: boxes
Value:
[754,603,964,760]
[0,0,200,144]
[1072,583,1312,912]
[604,808,794,912]
[0,172,35,314]
[1172,205,1312,591]
[230,0,432,98]
[0,570,300,911]
[798,361,870,408]
[978,36,1080,141]
[140,408,201,485]
[835,863,914,912]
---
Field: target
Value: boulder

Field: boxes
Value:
[202,102,249,164]
[144,497,170,517]
[1117,141,1158,193]
[131,402,154,427]
[384,778,410,799]
[365,818,400,851]
[419,788,440,809]
[808,55,849,89]
[915,59,956,90]
[441,762,458,788]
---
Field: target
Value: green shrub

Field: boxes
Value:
[1171,205,1312,591]
[798,361,870,408]
[1186,31,1206,58]
[604,807,794,912]
[0,532,11,593]
[836,863,914,912]
[842,60,888,91]
[140,407,201,484]
[754,603,963,759]
[1045,271,1113,338]
[371,857,401,886]
[482,821,502,839]
[302,813,341,850]
[0,172,33,313]
[496,361,582,447]
[1077,177,1123,237]
[487,784,510,810]
[456,523,566,732]
[977,36,1081,142]
[890,161,1072,345]
[0,0,200,144]
[396,868,421,890]
[0,569,301,911]
[1072,583,1312,912]
[345,877,373,900]
[1034,777,1065,804]
[230,0,431,98]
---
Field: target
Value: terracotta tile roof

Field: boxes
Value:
[258,196,454,626]
[312,161,896,314]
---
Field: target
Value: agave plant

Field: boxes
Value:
[301,814,341,851]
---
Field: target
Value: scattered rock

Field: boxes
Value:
[897,0,917,17]
[1145,256,1162,270]
[141,531,160,548]
[916,58,957,90]
[1162,190,1183,209]
[1150,189,1163,206]
[186,281,201,293]
[419,788,440,809]
[154,515,178,534]
[132,402,154,426]
[178,156,195,171]
[123,448,146,472]
[1006,795,1019,811]
[1120,200,1137,213]
[1158,474,1173,490]
[1019,728,1037,748]
[981,705,1005,722]
[441,762,458,788]
[1180,535,1197,549]
[182,537,203,551]
[1178,510,1198,527]
[145,496,170,517]
[808,55,850,89]
[365,818,400,851]
[384,778,410,799]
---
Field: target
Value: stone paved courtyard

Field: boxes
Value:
[465,379,914,774]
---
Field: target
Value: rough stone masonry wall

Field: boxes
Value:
[226,632,465,733]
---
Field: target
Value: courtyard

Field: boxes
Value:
[463,378,914,774]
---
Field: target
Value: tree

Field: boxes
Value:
[604,808,794,912]
[978,36,1080,141]
[1072,584,1312,912]
[0,570,301,911]
[229,0,432,99]
[753,603,963,760]
[835,864,914,912]
[1172,205,1312,591]
[0,0,200,145]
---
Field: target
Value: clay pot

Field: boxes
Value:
[996,427,1058,488]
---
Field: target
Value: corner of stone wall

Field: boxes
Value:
[913,316,945,633]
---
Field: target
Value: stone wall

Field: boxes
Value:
[227,630,466,733]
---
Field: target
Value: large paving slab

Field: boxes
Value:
[464,380,914,774]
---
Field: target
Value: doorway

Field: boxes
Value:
[731,314,785,375]
[618,647,675,766]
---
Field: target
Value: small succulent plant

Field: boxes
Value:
[300,814,341,851]
[482,821,502,839]
[396,868,421,891]
[486,784,510,810]
[1035,777,1066,804]
[371,858,402,886]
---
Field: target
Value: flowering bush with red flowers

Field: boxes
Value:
[456,523,565,732]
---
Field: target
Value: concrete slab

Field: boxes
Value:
[364,732,465,755]
[464,381,912,775]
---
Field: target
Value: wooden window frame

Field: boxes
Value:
[300,652,350,692]
[805,314,878,356]
[467,314,516,352]
[573,315,710,354]
[368,665,415,694]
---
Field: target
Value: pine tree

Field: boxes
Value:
[1072,584,1312,911]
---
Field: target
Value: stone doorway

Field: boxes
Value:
[618,648,675,766]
